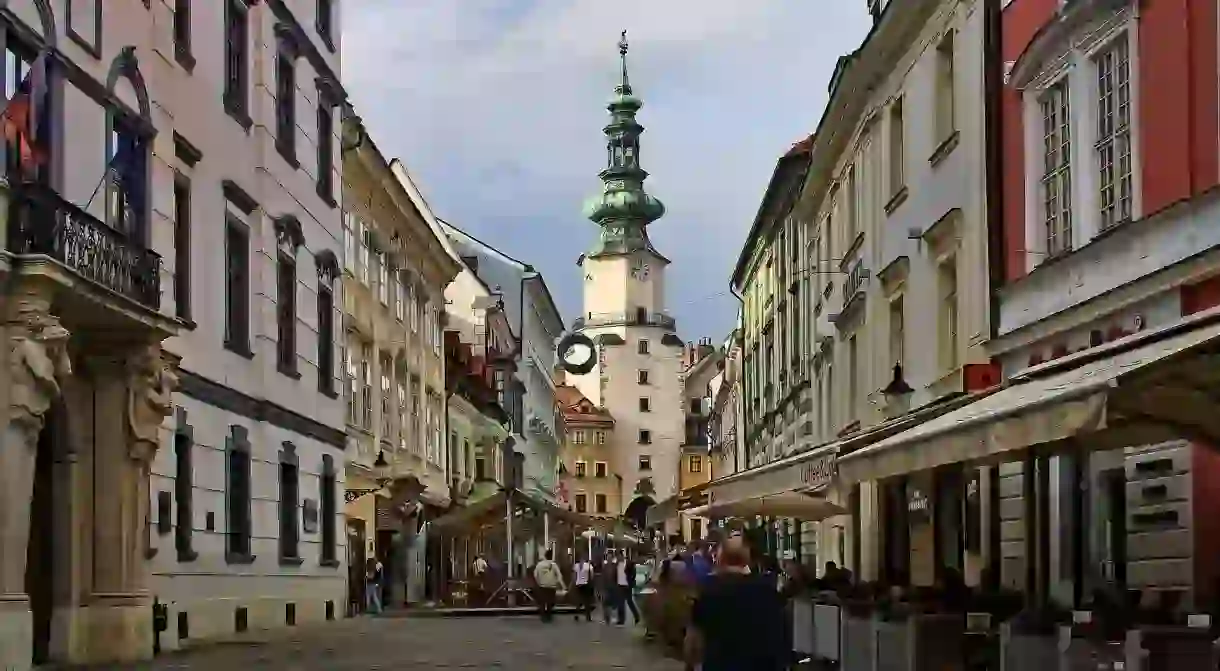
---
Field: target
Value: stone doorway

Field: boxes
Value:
[24,400,60,666]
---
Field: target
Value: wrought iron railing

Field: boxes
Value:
[572,310,676,331]
[7,183,162,308]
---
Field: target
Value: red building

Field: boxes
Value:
[993,0,1220,606]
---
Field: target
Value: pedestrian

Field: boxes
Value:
[616,551,640,625]
[685,537,788,670]
[573,555,595,621]
[600,551,619,623]
[532,550,566,622]
[365,557,384,615]
[472,554,488,605]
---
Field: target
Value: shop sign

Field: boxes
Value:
[800,452,837,489]
[907,488,930,517]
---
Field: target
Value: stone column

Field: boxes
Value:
[0,287,71,671]
[82,343,177,664]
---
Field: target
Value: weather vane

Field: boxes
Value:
[619,30,629,56]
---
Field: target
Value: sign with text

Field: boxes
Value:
[800,452,838,489]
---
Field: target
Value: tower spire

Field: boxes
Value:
[618,30,631,95]
[581,31,667,261]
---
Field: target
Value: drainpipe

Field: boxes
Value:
[981,0,1004,590]
[728,281,746,474]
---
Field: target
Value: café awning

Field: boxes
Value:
[837,313,1220,485]
[689,489,847,521]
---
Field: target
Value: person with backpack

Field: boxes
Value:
[532,549,567,622]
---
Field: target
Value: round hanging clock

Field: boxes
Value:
[557,332,597,375]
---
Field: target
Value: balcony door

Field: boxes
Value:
[106,115,148,241]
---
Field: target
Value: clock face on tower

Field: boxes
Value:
[630,260,650,280]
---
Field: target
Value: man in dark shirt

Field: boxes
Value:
[685,538,788,671]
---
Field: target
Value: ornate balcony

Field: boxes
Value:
[6,182,161,308]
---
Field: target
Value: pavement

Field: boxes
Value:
[71,615,684,670]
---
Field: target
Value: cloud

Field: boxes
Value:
[342,1,871,339]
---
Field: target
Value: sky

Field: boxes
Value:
[342,1,873,341]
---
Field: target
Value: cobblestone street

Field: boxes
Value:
[75,616,683,670]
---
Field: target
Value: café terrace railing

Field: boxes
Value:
[6,182,162,309]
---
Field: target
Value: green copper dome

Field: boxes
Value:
[583,183,665,223]
[584,31,667,260]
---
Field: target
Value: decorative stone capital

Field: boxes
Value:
[126,344,179,464]
[7,297,71,443]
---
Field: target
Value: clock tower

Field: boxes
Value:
[572,32,685,521]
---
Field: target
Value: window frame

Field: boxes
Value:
[278,443,301,562]
[223,215,251,357]
[638,454,652,471]
[223,0,251,126]
[276,250,298,376]
[173,174,192,321]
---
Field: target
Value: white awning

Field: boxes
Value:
[694,490,847,521]
[838,316,1220,485]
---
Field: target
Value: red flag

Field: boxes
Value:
[1,52,48,177]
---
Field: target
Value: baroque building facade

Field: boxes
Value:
[556,384,620,519]
[1,0,352,667]
[569,34,687,525]
[339,139,460,608]
[440,221,564,504]
[727,0,995,579]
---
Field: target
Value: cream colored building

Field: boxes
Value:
[731,0,991,580]
[1,0,355,667]
[340,135,460,604]
[556,385,621,518]
[440,234,516,504]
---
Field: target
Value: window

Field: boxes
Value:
[572,430,586,445]
[847,336,859,422]
[408,282,419,331]
[316,0,333,45]
[173,176,191,320]
[397,380,408,448]
[316,100,334,201]
[320,456,337,565]
[377,252,389,306]
[888,295,904,366]
[1041,80,1073,257]
[595,494,608,514]
[279,445,300,560]
[638,454,652,470]
[360,344,373,430]
[395,273,406,321]
[938,258,959,371]
[638,430,652,445]
[935,31,956,143]
[344,346,357,423]
[575,461,587,478]
[274,48,296,163]
[691,518,703,540]
[595,431,606,445]
[381,355,393,438]
[889,97,904,195]
[173,0,192,64]
[595,461,607,478]
[356,219,369,284]
[637,339,650,355]
[639,397,651,413]
[637,370,650,385]
[224,218,250,355]
[223,0,249,122]
[225,426,252,560]
[317,279,335,395]
[688,455,702,474]
[173,421,195,561]
[106,119,147,235]
[1095,37,1132,230]
[575,494,587,514]
[689,398,700,413]
[276,252,297,375]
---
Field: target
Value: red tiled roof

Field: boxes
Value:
[555,384,614,425]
